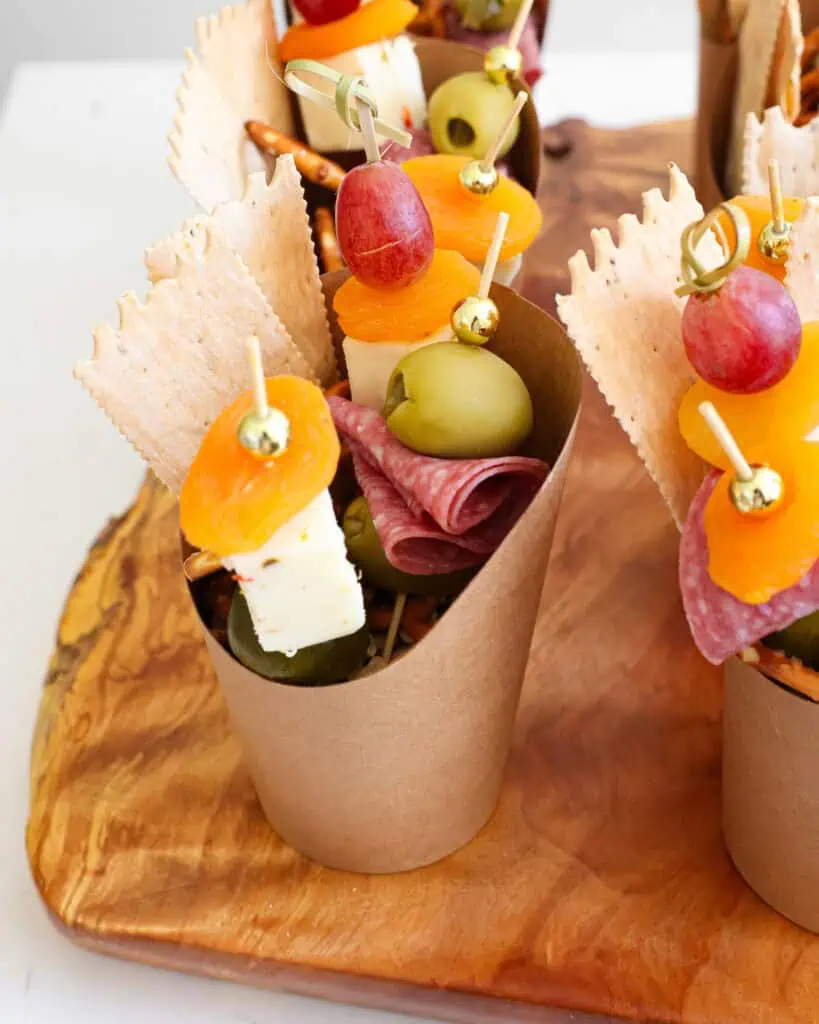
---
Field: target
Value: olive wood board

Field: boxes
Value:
[28,119,819,1024]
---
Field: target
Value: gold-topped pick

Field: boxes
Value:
[483,0,534,84]
[451,211,509,344]
[758,158,792,264]
[237,335,290,458]
[676,201,751,297]
[459,90,528,195]
[698,401,784,517]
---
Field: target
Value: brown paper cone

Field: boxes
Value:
[695,0,819,207]
[189,278,582,874]
[723,657,819,932]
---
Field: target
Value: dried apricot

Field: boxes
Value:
[333,248,480,342]
[679,321,819,469]
[402,154,542,263]
[704,441,819,604]
[279,0,417,62]
[718,195,805,282]
[180,377,339,557]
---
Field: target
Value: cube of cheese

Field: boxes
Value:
[298,35,427,153]
[223,490,365,654]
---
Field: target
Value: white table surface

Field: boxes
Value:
[0,55,695,1024]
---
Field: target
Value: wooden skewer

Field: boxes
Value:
[478,212,510,298]
[246,335,268,420]
[508,0,536,51]
[481,91,528,173]
[382,592,407,663]
[357,98,380,164]
[245,121,346,191]
[698,402,753,482]
[768,158,785,234]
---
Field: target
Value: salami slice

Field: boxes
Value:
[329,397,548,574]
[352,455,486,575]
[680,470,819,664]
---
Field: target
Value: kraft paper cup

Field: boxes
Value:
[723,656,819,932]
[695,0,819,208]
[186,276,582,874]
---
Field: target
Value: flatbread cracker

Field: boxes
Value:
[729,0,788,194]
[556,165,723,527]
[743,104,819,193]
[784,197,819,321]
[147,159,337,385]
[76,224,314,494]
[169,0,294,211]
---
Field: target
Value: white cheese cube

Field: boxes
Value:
[223,490,365,654]
[298,35,427,153]
[343,324,453,410]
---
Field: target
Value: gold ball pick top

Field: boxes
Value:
[458,90,528,196]
[698,401,784,518]
[758,158,791,265]
[237,336,290,459]
[729,465,784,517]
[451,210,508,345]
[451,294,500,345]
[459,160,499,195]
[484,45,523,85]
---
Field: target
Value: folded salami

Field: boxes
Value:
[680,470,819,665]
[330,396,548,574]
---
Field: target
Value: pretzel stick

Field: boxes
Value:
[314,207,344,273]
[245,121,346,191]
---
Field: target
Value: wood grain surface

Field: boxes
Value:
[28,120,819,1024]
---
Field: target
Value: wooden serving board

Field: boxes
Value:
[28,120,819,1024]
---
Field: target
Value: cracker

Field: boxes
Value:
[556,165,723,527]
[169,0,295,211]
[75,224,314,494]
[742,104,819,193]
[147,159,337,385]
[784,197,819,321]
[728,0,787,194]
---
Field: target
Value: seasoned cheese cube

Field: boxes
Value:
[298,35,427,153]
[343,324,452,410]
[223,490,365,654]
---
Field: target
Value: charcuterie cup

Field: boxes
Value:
[168,4,541,210]
[723,657,819,933]
[186,275,582,874]
[695,0,819,207]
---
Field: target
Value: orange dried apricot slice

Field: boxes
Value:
[333,248,480,342]
[180,376,339,558]
[718,195,805,282]
[679,321,819,470]
[704,441,819,604]
[279,0,417,62]
[402,155,542,263]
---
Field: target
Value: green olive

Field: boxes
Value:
[343,496,475,596]
[427,72,520,161]
[765,610,819,670]
[383,342,533,458]
[227,590,370,685]
[455,0,520,30]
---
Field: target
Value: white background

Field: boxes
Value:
[0,0,699,1022]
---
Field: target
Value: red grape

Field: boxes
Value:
[291,0,360,24]
[335,161,434,290]
[682,265,801,394]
